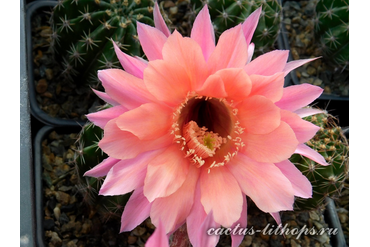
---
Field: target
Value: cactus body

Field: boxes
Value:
[75,120,130,222]
[192,0,282,54]
[290,112,349,211]
[315,0,349,70]
[51,0,154,87]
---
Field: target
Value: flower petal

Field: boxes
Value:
[161,30,208,90]
[247,43,255,64]
[137,22,167,60]
[99,118,172,160]
[227,153,295,212]
[187,183,220,247]
[190,5,215,61]
[86,105,128,129]
[295,144,329,166]
[241,121,299,163]
[238,95,281,135]
[84,157,120,178]
[231,195,247,247]
[280,110,320,143]
[150,165,199,233]
[116,103,172,140]
[196,73,228,99]
[99,149,164,196]
[249,72,285,102]
[215,68,252,102]
[294,107,325,118]
[275,160,312,198]
[144,59,191,106]
[92,89,119,106]
[153,1,171,37]
[120,187,151,232]
[146,219,169,247]
[144,145,190,202]
[244,50,289,76]
[283,57,319,76]
[113,41,147,79]
[200,166,243,227]
[241,7,261,45]
[208,24,248,73]
[98,69,154,110]
[275,84,323,112]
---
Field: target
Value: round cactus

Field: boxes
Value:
[314,0,349,71]
[290,111,349,211]
[192,0,282,55]
[74,119,130,222]
[50,0,155,87]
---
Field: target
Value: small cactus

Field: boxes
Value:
[290,111,349,211]
[314,0,349,71]
[192,0,282,55]
[50,0,155,87]
[74,119,130,222]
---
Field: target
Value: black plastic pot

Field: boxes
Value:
[26,0,86,127]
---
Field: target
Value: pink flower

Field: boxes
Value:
[85,3,328,246]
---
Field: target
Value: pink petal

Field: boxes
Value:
[137,22,167,61]
[196,73,228,99]
[84,157,120,178]
[153,1,171,37]
[275,84,323,112]
[247,43,255,64]
[275,160,312,198]
[161,30,208,91]
[242,7,261,45]
[98,69,155,110]
[227,153,295,212]
[116,103,172,140]
[295,144,329,166]
[249,72,285,103]
[190,5,215,61]
[120,187,151,232]
[99,149,164,196]
[280,110,320,143]
[150,165,199,233]
[145,219,169,247]
[294,107,325,118]
[207,24,248,73]
[200,166,243,227]
[241,121,299,163]
[237,95,281,135]
[231,195,247,247]
[144,145,190,202]
[270,212,282,226]
[86,105,127,129]
[187,183,220,247]
[244,50,289,76]
[92,89,119,106]
[112,41,147,79]
[99,118,172,160]
[283,57,319,76]
[212,68,252,102]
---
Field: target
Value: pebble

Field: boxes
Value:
[306,66,317,75]
[36,78,48,93]
[54,191,70,205]
[45,68,53,80]
[127,235,138,244]
[53,206,61,221]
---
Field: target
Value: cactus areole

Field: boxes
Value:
[51,0,154,87]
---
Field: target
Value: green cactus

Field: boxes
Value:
[50,0,155,87]
[290,112,349,211]
[314,0,349,71]
[192,0,282,55]
[74,119,130,222]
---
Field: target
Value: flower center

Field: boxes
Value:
[172,94,244,170]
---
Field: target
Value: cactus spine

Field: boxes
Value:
[192,0,282,55]
[290,111,349,211]
[314,0,349,71]
[51,0,155,87]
